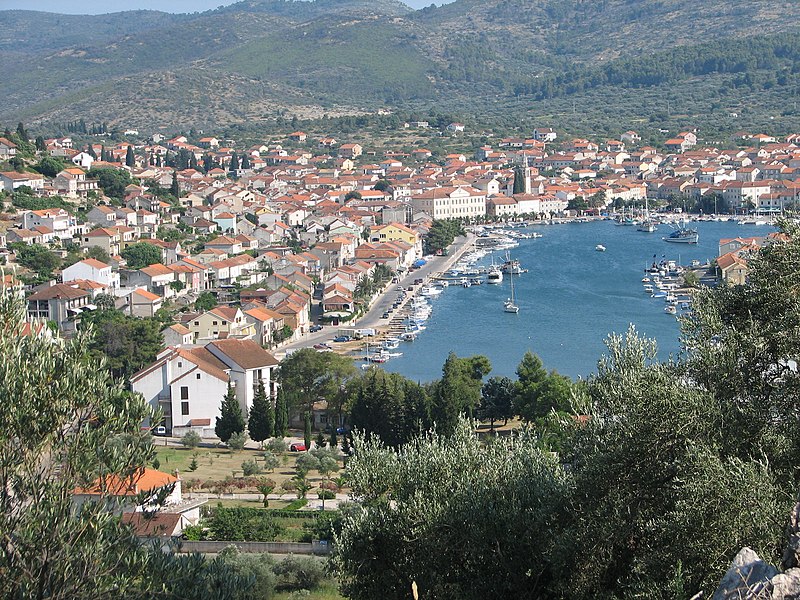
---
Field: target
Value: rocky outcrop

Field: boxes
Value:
[713,501,800,599]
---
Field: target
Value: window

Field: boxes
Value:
[221,320,227,325]
[194,321,199,326]
[180,386,189,400]
[212,320,218,325]
[181,401,189,416]
[196,373,201,379]
[178,362,182,368]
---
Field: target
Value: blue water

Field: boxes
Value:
[383,220,773,382]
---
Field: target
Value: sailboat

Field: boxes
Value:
[504,260,520,313]
[637,196,658,232]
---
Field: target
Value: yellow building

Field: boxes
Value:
[369,222,421,252]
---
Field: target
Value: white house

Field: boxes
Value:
[62,258,120,289]
[131,339,279,436]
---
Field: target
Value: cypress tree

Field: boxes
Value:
[240,153,250,169]
[16,122,27,141]
[170,170,180,198]
[125,145,135,168]
[512,165,526,195]
[215,383,245,443]
[228,152,239,173]
[274,388,289,438]
[248,380,274,443]
[303,411,312,451]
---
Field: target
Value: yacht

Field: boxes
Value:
[595,244,606,252]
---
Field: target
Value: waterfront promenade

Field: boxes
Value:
[276,232,477,357]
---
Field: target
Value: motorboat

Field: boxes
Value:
[595,244,606,252]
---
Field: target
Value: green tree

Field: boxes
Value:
[273,388,289,438]
[86,245,111,263]
[170,170,180,197]
[228,152,239,173]
[0,279,250,598]
[303,411,312,450]
[348,368,432,448]
[278,348,356,416]
[121,242,162,269]
[87,167,133,199]
[216,383,245,443]
[333,420,569,600]
[248,379,274,443]
[195,291,217,312]
[34,155,66,177]
[81,309,163,381]
[552,327,787,598]
[10,243,61,279]
[182,430,201,448]
[431,352,491,434]
[125,145,135,167]
[512,165,526,194]
[478,376,515,431]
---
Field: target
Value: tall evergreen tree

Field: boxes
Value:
[274,387,289,438]
[34,135,45,153]
[248,380,274,443]
[240,153,251,169]
[170,170,180,198]
[215,383,245,443]
[16,122,27,141]
[125,145,135,168]
[303,411,312,450]
[512,165,526,194]
[228,152,239,173]
[87,144,97,159]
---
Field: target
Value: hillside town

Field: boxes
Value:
[2,123,800,436]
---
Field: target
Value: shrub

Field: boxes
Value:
[262,450,280,472]
[182,524,205,541]
[227,431,247,450]
[284,498,308,511]
[274,555,325,592]
[204,507,285,542]
[218,547,276,599]
[181,430,201,448]
[316,489,335,500]
[267,438,288,454]
[242,459,262,477]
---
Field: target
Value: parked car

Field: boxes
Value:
[153,426,167,436]
[310,324,323,332]
[333,335,351,343]
[382,312,390,319]
[290,443,307,452]
[313,343,332,350]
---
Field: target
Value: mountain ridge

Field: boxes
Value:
[2,0,800,131]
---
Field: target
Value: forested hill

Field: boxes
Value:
[1,0,800,130]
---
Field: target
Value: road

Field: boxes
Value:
[277,233,476,357]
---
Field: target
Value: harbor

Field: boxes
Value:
[379,217,776,380]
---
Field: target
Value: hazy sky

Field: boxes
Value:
[0,0,442,13]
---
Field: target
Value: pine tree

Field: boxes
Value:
[228,152,239,173]
[240,153,251,169]
[125,145,135,167]
[87,144,97,159]
[215,383,245,443]
[248,380,274,443]
[16,122,27,142]
[34,136,45,153]
[274,387,289,438]
[303,411,312,451]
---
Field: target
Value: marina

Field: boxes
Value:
[379,218,776,381]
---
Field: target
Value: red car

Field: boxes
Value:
[290,443,307,452]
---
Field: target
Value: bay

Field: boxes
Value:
[383,219,774,381]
